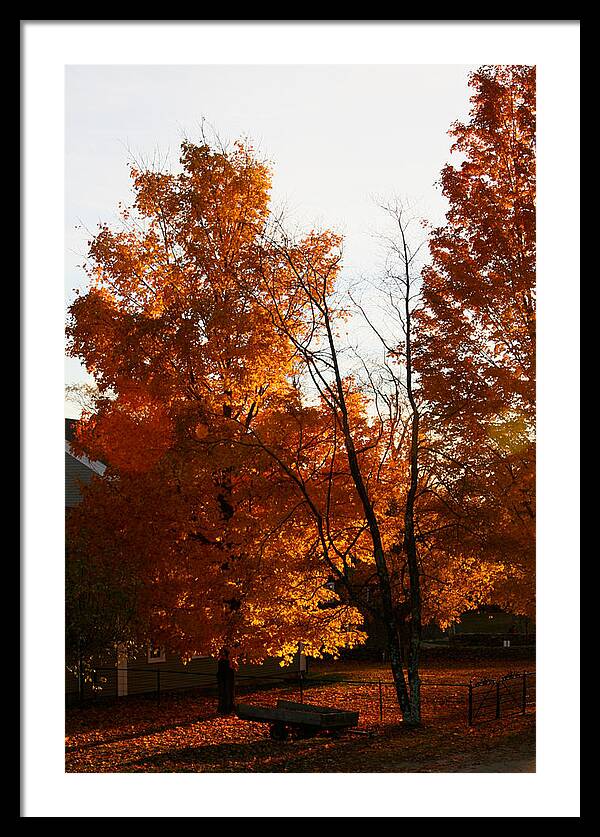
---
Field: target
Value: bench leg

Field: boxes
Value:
[269,722,289,741]
[291,724,317,740]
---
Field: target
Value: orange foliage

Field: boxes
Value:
[414,66,536,617]
[67,66,537,673]
[67,140,366,665]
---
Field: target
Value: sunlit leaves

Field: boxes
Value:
[66,139,366,665]
[413,66,536,617]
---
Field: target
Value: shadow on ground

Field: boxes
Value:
[65,710,220,752]
[117,733,380,772]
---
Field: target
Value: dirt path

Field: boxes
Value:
[422,741,535,773]
[457,757,535,773]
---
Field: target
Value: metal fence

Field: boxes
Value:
[287,676,470,726]
[72,666,535,727]
[467,671,536,725]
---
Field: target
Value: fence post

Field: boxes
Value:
[299,673,304,704]
[522,672,527,715]
[378,680,383,722]
[495,680,501,720]
[468,683,473,726]
[157,669,161,705]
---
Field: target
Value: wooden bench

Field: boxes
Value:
[236,699,360,740]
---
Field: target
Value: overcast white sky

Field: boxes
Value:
[65,63,476,410]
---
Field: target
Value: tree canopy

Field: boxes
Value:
[414,65,536,616]
[67,140,366,665]
[66,66,536,709]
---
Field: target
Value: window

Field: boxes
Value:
[147,644,166,663]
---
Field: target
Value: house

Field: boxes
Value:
[448,605,535,647]
[65,417,106,504]
[65,418,302,702]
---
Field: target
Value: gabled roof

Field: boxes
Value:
[65,418,106,508]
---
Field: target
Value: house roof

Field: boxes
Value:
[65,418,106,508]
[65,449,96,508]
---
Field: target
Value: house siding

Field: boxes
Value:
[123,652,292,696]
[65,450,97,507]
[67,650,294,701]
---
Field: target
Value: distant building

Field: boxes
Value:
[65,418,105,507]
[448,605,535,647]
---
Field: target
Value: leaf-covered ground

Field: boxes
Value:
[65,659,535,773]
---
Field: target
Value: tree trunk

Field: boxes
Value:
[78,637,84,704]
[322,301,415,723]
[217,654,236,714]
[401,217,422,727]
[215,394,237,717]
[385,629,411,718]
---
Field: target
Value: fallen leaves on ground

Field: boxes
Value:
[65,660,535,773]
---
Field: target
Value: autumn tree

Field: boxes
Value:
[414,65,536,616]
[242,205,502,725]
[243,222,419,719]
[66,139,365,712]
[66,65,534,725]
